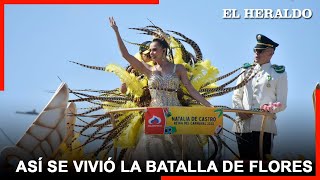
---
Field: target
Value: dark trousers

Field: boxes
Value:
[236,131,274,160]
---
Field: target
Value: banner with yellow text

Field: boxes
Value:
[145,107,223,135]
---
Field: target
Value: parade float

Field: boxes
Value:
[0,24,276,172]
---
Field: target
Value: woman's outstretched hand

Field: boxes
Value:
[109,17,118,31]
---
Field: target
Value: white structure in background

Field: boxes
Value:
[0,83,76,171]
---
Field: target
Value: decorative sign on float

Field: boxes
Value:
[145,107,223,135]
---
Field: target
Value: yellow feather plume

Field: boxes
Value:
[57,133,86,161]
[114,114,142,148]
[190,60,219,91]
[179,60,219,98]
[170,37,185,65]
[105,64,144,98]
[113,101,142,148]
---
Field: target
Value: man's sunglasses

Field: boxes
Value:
[253,48,269,54]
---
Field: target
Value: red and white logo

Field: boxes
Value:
[145,108,166,134]
[148,115,162,125]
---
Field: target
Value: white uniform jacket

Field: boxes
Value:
[232,63,288,134]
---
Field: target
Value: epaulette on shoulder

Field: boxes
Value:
[271,64,285,73]
[242,63,253,69]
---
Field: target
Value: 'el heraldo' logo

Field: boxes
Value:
[145,108,166,134]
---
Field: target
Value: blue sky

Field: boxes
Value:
[1,0,319,159]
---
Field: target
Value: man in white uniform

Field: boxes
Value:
[232,34,288,160]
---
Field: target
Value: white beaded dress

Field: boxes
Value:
[124,65,205,166]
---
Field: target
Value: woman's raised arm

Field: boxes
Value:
[109,17,151,76]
